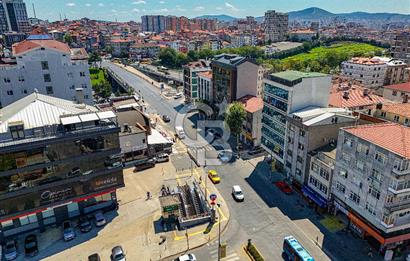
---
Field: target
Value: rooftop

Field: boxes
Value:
[237,95,263,113]
[378,103,410,118]
[343,123,410,158]
[384,81,410,93]
[12,38,71,56]
[270,70,328,82]
[347,57,386,65]
[197,71,212,79]
[329,87,386,109]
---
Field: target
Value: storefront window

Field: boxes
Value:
[42,208,54,218]
[19,214,37,226]
[1,220,14,229]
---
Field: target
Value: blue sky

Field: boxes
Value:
[28,0,410,22]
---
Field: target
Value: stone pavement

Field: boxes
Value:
[41,158,229,261]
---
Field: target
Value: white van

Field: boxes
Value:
[232,185,244,202]
[175,126,186,139]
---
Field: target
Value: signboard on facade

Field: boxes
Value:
[40,186,75,204]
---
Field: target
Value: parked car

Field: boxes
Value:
[63,220,76,241]
[232,185,244,202]
[111,246,126,261]
[174,93,183,99]
[208,170,221,184]
[24,234,38,257]
[94,211,106,227]
[4,240,17,261]
[155,153,169,163]
[78,216,92,233]
[134,159,156,172]
[247,146,265,156]
[174,253,197,261]
[217,150,232,163]
[162,115,171,122]
[88,253,101,261]
[275,181,293,194]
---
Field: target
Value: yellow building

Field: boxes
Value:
[373,103,410,126]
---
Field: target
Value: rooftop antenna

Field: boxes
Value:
[32,3,36,18]
[59,13,62,21]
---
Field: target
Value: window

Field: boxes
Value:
[336,182,346,193]
[297,156,303,163]
[392,91,398,96]
[356,160,365,171]
[319,168,330,180]
[3,77,10,83]
[356,143,369,155]
[298,143,304,150]
[67,72,73,78]
[344,137,353,147]
[366,202,376,216]
[299,129,305,137]
[46,86,54,94]
[370,169,383,183]
[341,152,350,163]
[7,90,14,95]
[41,61,49,70]
[296,168,302,175]
[80,72,86,77]
[380,112,386,117]
[81,83,88,89]
[368,186,380,200]
[339,169,348,179]
[405,119,409,126]
[9,124,24,139]
[1,220,14,229]
[43,74,51,82]
[375,152,387,164]
[349,191,360,204]
[311,163,319,172]
[18,76,24,82]
[84,95,89,99]
[19,214,38,226]
[70,85,75,90]
[393,115,400,122]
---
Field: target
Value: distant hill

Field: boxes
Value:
[197,7,410,23]
[195,14,237,22]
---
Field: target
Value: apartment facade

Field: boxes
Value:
[264,10,288,43]
[341,57,388,88]
[373,103,410,127]
[384,59,410,85]
[238,95,263,147]
[0,0,30,33]
[332,123,410,251]
[0,34,93,107]
[391,32,410,64]
[285,107,357,186]
[141,15,166,33]
[0,93,124,240]
[197,71,213,102]
[383,82,410,103]
[183,60,211,102]
[261,71,331,168]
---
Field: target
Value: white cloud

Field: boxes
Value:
[111,9,117,13]
[225,2,238,12]
[132,8,140,12]
[194,6,205,11]
[66,2,76,7]
[98,3,104,7]
[85,3,91,7]
[159,8,169,12]
[132,0,146,4]
[175,5,186,12]
[159,1,165,4]
[215,7,223,10]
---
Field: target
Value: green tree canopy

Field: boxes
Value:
[159,48,178,68]
[225,102,246,137]
[63,33,73,45]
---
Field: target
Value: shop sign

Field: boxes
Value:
[40,187,74,204]
[93,176,119,190]
[334,201,348,215]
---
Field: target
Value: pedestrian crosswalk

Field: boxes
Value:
[206,241,241,261]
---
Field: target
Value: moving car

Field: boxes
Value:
[4,240,17,261]
[111,246,126,261]
[174,253,197,261]
[24,234,38,257]
[63,220,76,241]
[232,185,244,202]
[155,153,169,163]
[275,181,293,194]
[208,170,221,184]
[218,150,232,163]
[78,216,92,233]
[162,115,171,123]
[94,211,106,227]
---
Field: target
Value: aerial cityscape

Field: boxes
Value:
[0,0,410,261]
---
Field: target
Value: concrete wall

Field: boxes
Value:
[382,88,410,103]
[236,61,259,99]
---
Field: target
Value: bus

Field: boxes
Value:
[283,236,314,261]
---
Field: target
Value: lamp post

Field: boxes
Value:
[217,203,222,261]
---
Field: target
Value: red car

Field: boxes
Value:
[274,181,293,194]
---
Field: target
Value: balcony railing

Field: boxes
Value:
[392,160,410,176]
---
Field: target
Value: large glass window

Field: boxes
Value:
[264,83,289,100]
[262,106,286,124]
[263,95,288,113]
[262,115,285,136]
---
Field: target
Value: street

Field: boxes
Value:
[103,62,377,261]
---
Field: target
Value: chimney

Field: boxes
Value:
[363,88,369,96]
[376,103,383,110]
[404,95,409,104]
[123,123,129,132]
[343,91,349,99]
[75,88,84,104]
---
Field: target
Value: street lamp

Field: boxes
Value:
[217,203,222,261]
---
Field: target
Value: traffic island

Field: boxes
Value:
[244,239,265,261]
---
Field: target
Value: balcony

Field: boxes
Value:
[392,160,410,176]
[385,199,410,213]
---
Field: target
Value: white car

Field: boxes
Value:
[174,253,197,261]
[218,150,232,163]
[94,211,106,227]
[232,185,244,202]
[174,93,183,99]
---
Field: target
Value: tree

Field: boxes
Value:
[187,50,199,61]
[175,52,189,67]
[63,33,73,45]
[104,46,114,54]
[94,78,112,98]
[198,49,214,59]
[225,102,246,153]
[88,52,102,67]
[159,48,177,68]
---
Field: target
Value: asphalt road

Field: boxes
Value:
[138,63,183,82]
[103,62,376,261]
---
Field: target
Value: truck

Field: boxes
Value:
[175,126,186,139]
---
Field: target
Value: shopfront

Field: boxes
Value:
[301,185,328,212]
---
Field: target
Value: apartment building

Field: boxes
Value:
[183,60,211,102]
[305,143,337,211]
[261,71,331,168]
[141,15,166,33]
[285,107,357,186]
[341,57,388,88]
[384,59,410,85]
[373,103,410,127]
[238,95,263,147]
[0,93,124,240]
[197,71,213,102]
[264,10,288,43]
[0,0,30,33]
[110,39,135,58]
[391,32,410,64]
[129,43,161,59]
[0,34,93,108]
[332,123,410,252]
[383,81,410,103]
[212,54,262,105]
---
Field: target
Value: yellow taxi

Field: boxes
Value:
[208,170,221,184]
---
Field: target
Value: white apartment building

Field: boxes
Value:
[0,35,93,107]
[229,34,257,48]
[197,71,212,102]
[264,10,288,43]
[341,57,388,88]
[183,60,211,102]
[332,123,410,251]
[261,71,331,169]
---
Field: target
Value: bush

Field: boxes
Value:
[247,244,264,261]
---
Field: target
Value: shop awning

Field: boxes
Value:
[302,185,328,208]
[348,212,385,244]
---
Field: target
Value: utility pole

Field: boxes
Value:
[185,228,189,250]
[217,203,221,261]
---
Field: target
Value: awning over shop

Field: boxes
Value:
[347,212,385,244]
[302,185,328,208]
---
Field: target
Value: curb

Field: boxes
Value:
[243,244,265,261]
